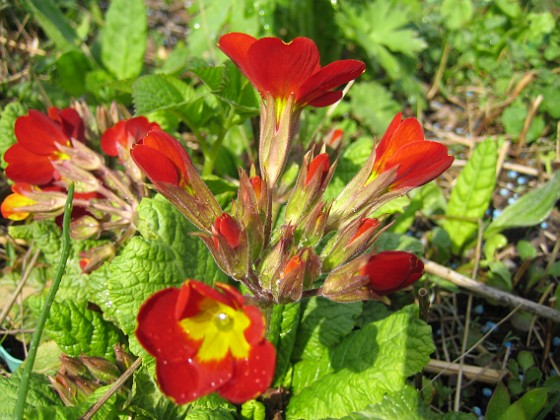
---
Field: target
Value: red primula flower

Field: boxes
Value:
[361,251,424,295]
[371,113,454,190]
[218,33,365,109]
[5,107,85,185]
[136,280,276,404]
[130,128,192,189]
[101,116,160,157]
[212,213,242,249]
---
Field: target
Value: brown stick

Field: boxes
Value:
[423,260,560,323]
[425,359,505,385]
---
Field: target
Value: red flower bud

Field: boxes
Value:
[305,153,330,186]
[349,218,380,244]
[249,176,262,202]
[360,251,423,295]
[213,213,242,249]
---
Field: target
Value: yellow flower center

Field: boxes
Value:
[53,150,70,161]
[179,298,251,362]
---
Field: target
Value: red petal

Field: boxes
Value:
[305,153,330,185]
[217,340,276,404]
[242,305,266,345]
[136,287,198,362]
[307,90,343,108]
[155,355,232,404]
[131,143,181,185]
[48,107,85,142]
[214,213,241,249]
[247,37,320,99]
[175,280,233,320]
[297,59,365,105]
[101,120,127,156]
[15,110,69,154]
[140,129,191,185]
[374,116,424,172]
[126,117,160,142]
[218,33,259,88]
[362,251,424,295]
[387,141,454,189]
[4,144,57,185]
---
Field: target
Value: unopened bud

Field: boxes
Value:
[70,215,100,240]
[79,243,116,273]
[80,356,121,384]
[59,354,88,378]
[114,344,135,372]
[51,160,101,193]
[49,373,82,406]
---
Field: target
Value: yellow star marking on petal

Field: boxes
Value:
[179,298,251,362]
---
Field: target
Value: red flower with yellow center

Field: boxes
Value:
[1,184,38,221]
[136,280,275,404]
[218,33,365,112]
[370,113,454,190]
[5,107,85,185]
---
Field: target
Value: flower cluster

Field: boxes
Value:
[135,280,275,404]
[1,105,159,272]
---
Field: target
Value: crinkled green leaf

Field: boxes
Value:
[0,370,60,418]
[100,0,146,80]
[21,0,79,51]
[293,298,362,361]
[107,195,227,355]
[340,385,474,419]
[133,74,195,116]
[0,102,26,169]
[288,306,433,419]
[441,0,473,30]
[44,300,123,359]
[268,303,302,387]
[9,220,63,267]
[486,171,560,237]
[240,400,266,420]
[443,139,498,253]
[129,366,235,419]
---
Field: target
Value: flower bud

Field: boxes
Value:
[361,251,423,295]
[49,372,82,406]
[51,160,101,193]
[80,355,121,384]
[114,344,135,372]
[324,128,343,150]
[59,354,88,378]
[70,215,100,240]
[79,243,116,273]
[213,213,242,249]
[56,139,102,171]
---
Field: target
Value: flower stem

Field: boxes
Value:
[14,183,75,420]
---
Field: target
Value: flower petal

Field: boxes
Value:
[156,355,232,404]
[15,110,69,154]
[217,340,276,404]
[101,120,128,156]
[386,141,454,189]
[362,251,424,295]
[4,144,58,185]
[48,107,85,142]
[246,37,320,98]
[218,33,259,88]
[136,287,198,362]
[297,59,365,105]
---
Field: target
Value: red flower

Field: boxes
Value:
[130,129,192,189]
[136,280,275,404]
[349,218,380,244]
[5,107,85,185]
[212,213,242,249]
[218,33,365,108]
[101,116,160,157]
[1,184,37,221]
[371,113,453,189]
[360,251,424,295]
[305,153,330,186]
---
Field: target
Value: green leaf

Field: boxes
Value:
[101,0,147,80]
[9,221,63,267]
[56,50,92,96]
[0,370,60,418]
[0,102,26,170]
[21,0,80,51]
[268,303,302,387]
[500,387,549,420]
[486,171,560,237]
[340,385,473,419]
[133,75,195,116]
[443,139,498,253]
[517,350,534,371]
[494,0,522,18]
[44,300,123,359]
[287,306,433,419]
[350,82,401,134]
[483,233,507,260]
[240,400,266,420]
[441,0,473,30]
[374,232,424,256]
[107,195,227,355]
[486,383,510,420]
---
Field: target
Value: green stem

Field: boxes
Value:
[14,183,75,420]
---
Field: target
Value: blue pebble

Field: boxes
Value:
[541,222,549,229]
[474,304,484,314]
[553,337,560,347]
[503,341,513,348]
[507,170,518,179]
[493,209,502,218]
[517,176,527,185]
[499,188,510,197]
[472,406,482,416]
[436,328,442,336]
[481,321,497,333]
[507,197,517,205]
[482,387,492,397]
